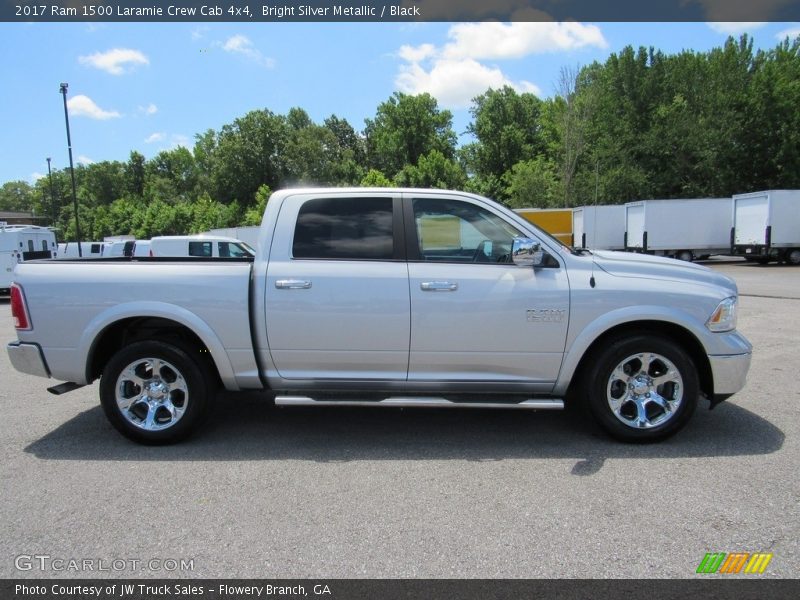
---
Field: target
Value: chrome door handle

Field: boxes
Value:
[420,281,458,292]
[275,279,312,289]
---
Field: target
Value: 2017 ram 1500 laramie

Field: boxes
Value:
[7,188,752,444]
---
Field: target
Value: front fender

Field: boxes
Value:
[553,304,712,396]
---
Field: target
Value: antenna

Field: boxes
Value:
[589,160,600,288]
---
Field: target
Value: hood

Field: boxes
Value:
[590,250,738,295]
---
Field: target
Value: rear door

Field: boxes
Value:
[625,203,645,249]
[265,191,410,380]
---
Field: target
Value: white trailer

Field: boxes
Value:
[102,236,136,258]
[56,241,105,259]
[732,190,800,265]
[572,205,626,250]
[1,225,56,296]
[624,198,732,261]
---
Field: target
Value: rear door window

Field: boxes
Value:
[292,197,394,260]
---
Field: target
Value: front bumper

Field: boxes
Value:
[709,351,751,397]
[7,342,50,378]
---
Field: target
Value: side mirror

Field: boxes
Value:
[512,237,546,267]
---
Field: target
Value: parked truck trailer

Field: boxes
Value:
[731,190,800,265]
[624,198,732,261]
[513,208,573,246]
[572,205,626,250]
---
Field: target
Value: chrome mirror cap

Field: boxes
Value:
[512,237,545,267]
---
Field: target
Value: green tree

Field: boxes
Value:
[365,92,456,179]
[0,180,35,212]
[360,169,394,187]
[503,157,561,208]
[394,150,467,189]
[462,86,545,196]
[243,185,271,226]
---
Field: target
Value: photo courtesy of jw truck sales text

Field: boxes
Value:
[7,188,752,444]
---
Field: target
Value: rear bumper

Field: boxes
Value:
[7,342,50,378]
[709,351,751,397]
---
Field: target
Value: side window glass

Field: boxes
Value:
[189,241,212,257]
[28,240,34,252]
[42,240,48,251]
[412,198,522,263]
[218,242,231,258]
[91,244,101,254]
[293,197,393,260]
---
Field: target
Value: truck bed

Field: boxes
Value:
[12,259,259,390]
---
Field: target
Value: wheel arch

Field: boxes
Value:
[560,320,713,402]
[81,303,236,389]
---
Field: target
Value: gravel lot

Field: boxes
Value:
[1,260,798,579]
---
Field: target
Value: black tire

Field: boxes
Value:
[675,250,693,262]
[582,335,698,443]
[756,257,770,265]
[786,249,800,266]
[100,340,215,444]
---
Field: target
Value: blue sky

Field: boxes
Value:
[1,20,798,185]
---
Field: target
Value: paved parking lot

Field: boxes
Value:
[1,260,798,579]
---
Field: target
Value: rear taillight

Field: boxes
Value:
[10,283,31,330]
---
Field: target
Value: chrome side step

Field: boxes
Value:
[274,396,564,410]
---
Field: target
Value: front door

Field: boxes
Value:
[405,193,570,389]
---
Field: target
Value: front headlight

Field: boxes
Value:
[706,296,737,332]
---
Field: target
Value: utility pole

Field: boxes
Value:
[59,83,82,257]
[46,157,58,228]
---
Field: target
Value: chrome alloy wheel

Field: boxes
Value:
[606,352,684,429]
[115,358,189,431]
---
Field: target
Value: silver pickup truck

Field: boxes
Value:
[7,188,752,444]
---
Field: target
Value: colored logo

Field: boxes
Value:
[696,552,773,574]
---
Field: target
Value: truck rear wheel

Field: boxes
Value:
[99,340,213,444]
[583,335,698,442]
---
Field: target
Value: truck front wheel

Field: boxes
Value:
[99,340,213,444]
[583,335,699,442]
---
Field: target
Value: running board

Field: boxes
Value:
[274,396,564,410]
[47,382,85,395]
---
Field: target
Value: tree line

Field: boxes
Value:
[2,35,798,241]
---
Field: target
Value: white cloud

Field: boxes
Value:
[145,132,165,143]
[67,95,121,120]
[170,134,191,149]
[397,58,540,109]
[776,26,800,40]
[441,21,608,60]
[191,26,209,41]
[395,21,604,109]
[707,22,767,34]
[77,156,95,166]
[220,34,275,68]
[399,43,437,63]
[31,172,45,182]
[138,103,158,116]
[78,48,149,75]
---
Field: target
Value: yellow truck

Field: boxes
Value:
[514,208,573,246]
